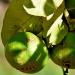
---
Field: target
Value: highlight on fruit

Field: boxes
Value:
[5,32,49,73]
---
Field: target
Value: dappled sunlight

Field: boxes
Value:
[7,41,26,50]
[0,0,75,75]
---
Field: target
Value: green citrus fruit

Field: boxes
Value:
[5,32,49,73]
[49,32,75,69]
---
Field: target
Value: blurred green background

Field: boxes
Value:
[0,1,74,75]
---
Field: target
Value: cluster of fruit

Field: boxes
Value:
[1,0,75,74]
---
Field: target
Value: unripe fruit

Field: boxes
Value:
[49,32,75,69]
[5,32,49,73]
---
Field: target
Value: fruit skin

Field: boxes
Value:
[49,32,75,69]
[5,32,49,73]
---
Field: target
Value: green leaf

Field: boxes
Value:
[48,21,68,45]
[1,0,43,46]
[1,0,65,46]
[42,0,65,38]
[23,0,56,16]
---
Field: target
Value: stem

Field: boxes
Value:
[62,12,70,32]
[62,67,69,75]
[64,9,75,31]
